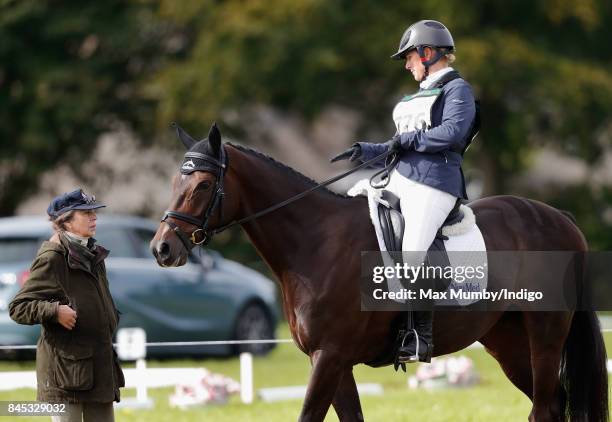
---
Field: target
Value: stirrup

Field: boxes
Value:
[397,328,421,363]
[392,329,411,372]
[396,329,432,364]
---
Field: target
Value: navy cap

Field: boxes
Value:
[47,189,106,219]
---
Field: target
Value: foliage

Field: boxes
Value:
[148,0,612,249]
[2,0,612,248]
[150,1,612,167]
[0,0,161,214]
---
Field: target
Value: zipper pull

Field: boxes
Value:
[443,152,448,163]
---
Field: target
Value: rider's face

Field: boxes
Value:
[405,49,427,82]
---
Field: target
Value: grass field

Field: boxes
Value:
[1,325,610,421]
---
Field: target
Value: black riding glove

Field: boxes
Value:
[384,135,402,154]
[330,143,362,163]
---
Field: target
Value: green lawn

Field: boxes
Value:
[1,325,610,421]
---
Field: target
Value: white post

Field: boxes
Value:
[115,328,153,409]
[240,352,253,404]
[136,358,148,403]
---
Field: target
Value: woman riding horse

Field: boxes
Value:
[332,19,479,363]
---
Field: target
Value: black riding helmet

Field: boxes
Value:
[391,20,455,77]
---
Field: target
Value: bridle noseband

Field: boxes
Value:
[162,148,228,251]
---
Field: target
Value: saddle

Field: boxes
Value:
[377,191,463,253]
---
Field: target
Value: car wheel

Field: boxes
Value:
[234,303,275,356]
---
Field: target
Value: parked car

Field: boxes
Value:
[0,215,280,359]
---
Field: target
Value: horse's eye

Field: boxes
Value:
[196,181,212,192]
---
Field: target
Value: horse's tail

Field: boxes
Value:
[560,311,609,422]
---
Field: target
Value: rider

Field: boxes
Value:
[332,20,478,363]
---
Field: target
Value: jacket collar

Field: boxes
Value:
[57,233,109,272]
[420,66,455,90]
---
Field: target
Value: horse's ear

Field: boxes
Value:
[207,122,222,157]
[172,122,197,150]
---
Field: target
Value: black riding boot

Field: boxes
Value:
[397,310,434,363]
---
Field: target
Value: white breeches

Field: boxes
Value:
[385,169,457,258]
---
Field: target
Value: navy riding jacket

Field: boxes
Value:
[358,77,476,199]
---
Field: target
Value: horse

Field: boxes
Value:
[150,124,608,422]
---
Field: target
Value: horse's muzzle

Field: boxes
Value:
[151,239,187,267]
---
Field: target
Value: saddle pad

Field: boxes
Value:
[348,179,488,306]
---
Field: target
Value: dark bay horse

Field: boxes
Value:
[151,124,608,422]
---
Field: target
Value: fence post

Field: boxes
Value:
[240,352,253,404]
[135,358,148,403]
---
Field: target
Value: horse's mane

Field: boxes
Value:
[227,142,350,200]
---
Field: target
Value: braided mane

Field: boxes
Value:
[227,143,350,199]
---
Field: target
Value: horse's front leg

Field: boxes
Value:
[299,349,348,422]
[332,367,364,421]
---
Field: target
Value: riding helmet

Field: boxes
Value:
[391,20,455,60]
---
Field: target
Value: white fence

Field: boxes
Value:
[0,337,295,405]
[1,327,610,407]
[0,338,295,351]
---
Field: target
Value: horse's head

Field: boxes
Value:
[151,122,233,267]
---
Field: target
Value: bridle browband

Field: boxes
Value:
[162,145,397,253]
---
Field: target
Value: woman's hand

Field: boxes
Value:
[330,143,362,163]
[384,135,402,153]
[57,304,77,330]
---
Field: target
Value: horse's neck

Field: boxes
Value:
[226,146,355,277]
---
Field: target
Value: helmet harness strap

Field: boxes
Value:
[416,45,446,80]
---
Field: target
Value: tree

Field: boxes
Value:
[0,0,161,215]
[147,0,612,248]
[150,0,612,187]
[5,0,612,248]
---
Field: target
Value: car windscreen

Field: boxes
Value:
[94,228,139,258]
[0,237,41,263]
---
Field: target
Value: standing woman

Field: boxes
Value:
[332,20,479,363]
[9,189,124,422]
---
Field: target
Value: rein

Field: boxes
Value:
[163,146,398,250]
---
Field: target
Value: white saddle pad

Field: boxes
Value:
[348,179,488,306]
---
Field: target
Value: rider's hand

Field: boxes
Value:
[57,304,77,330]
[330,143,362,163]
[384,135,402,153]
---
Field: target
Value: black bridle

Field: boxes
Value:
[161,147,228,251]
[162,145,398,253]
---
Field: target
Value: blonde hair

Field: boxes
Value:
[50,210,75,232]
[446,53,456,64]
